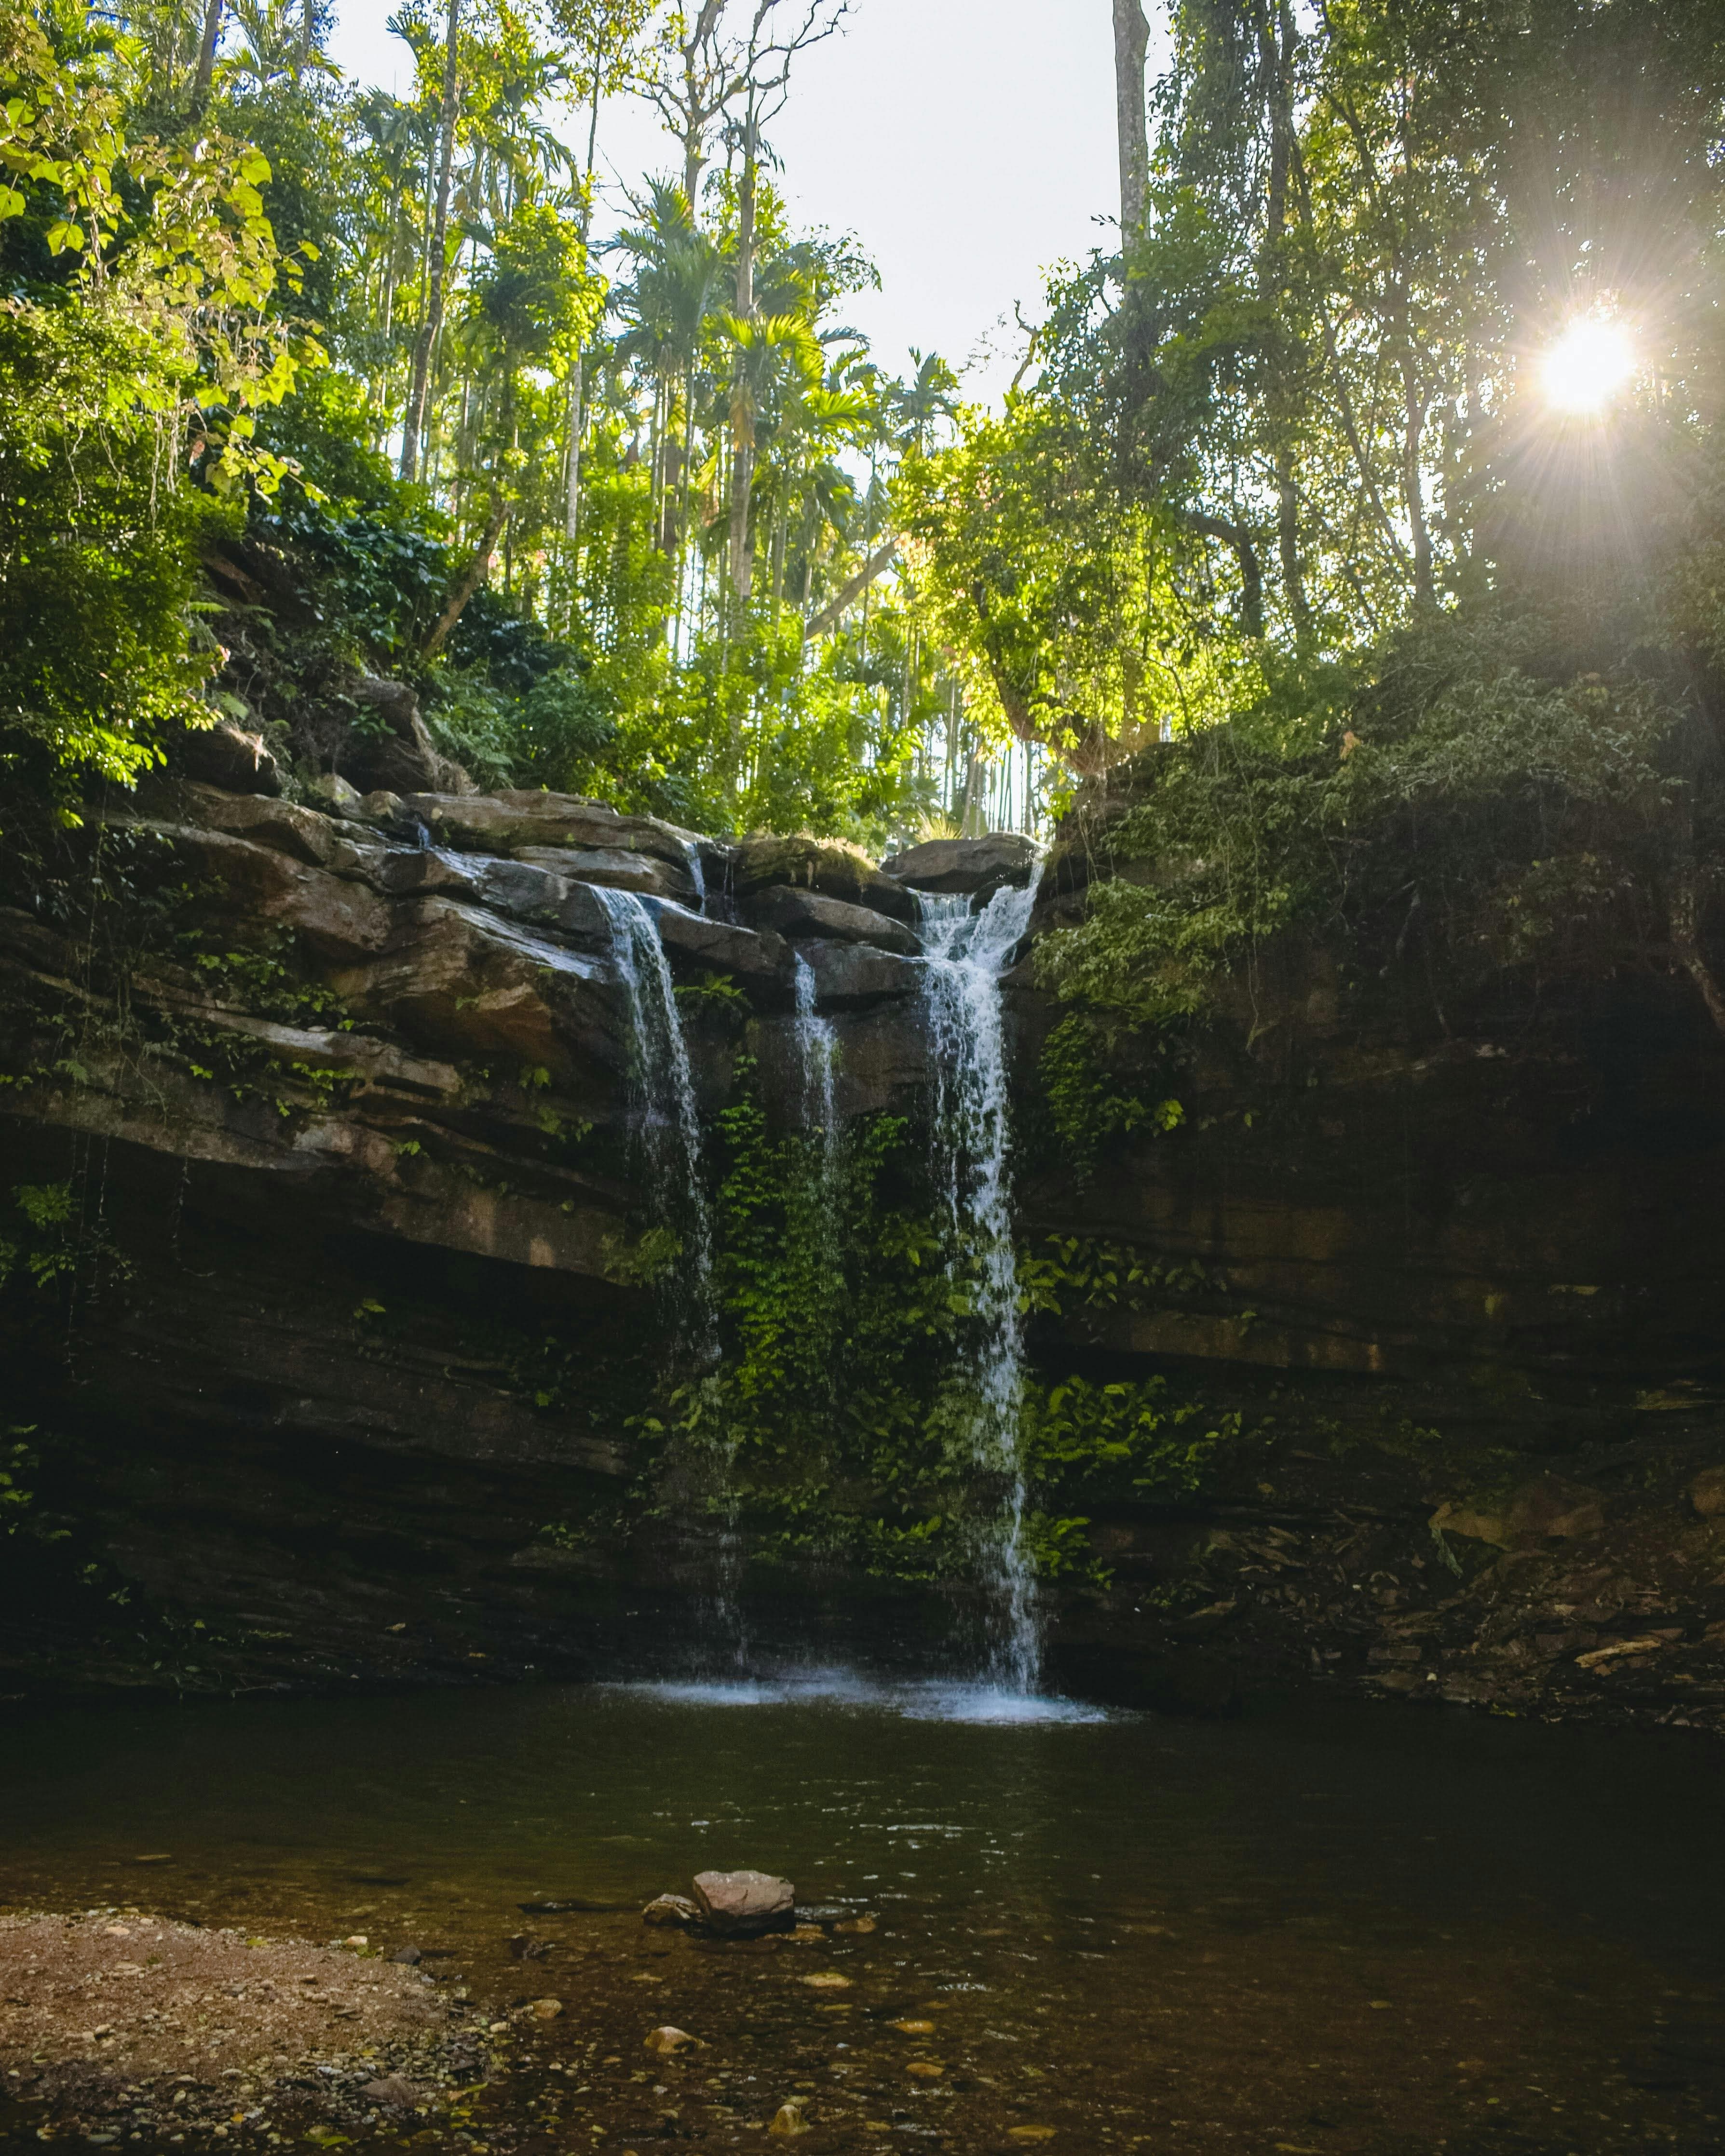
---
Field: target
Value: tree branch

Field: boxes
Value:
[422,485,509,659]
[805,539,896,637]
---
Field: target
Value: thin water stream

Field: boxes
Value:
[918,878,1044,1692]
[597,887,713,1328]
[2,1680,1721,2155]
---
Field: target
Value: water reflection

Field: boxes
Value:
[1,1679,1722,2152]
[612,1671,1112,1723]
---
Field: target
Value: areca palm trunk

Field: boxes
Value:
[728,104,760,609]
[401,0,462,484]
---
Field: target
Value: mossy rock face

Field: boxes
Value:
[731,835,920,924]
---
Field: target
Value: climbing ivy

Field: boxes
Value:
[628,1080,1253,1593]
[1034,1010,1184,1184]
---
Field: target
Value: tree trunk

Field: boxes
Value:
[1277,451,1309,634]
[1259,3,1307,632]
[564,353,584,540]
[1185,510,1264,636]
[1112,0,1150,242]
[805,541,898,638]
[728,107,760,606]
[564,50,605,547]
[401,0,462,485]
[191,0,223,113]
[422,484,509,659]
[1402,363,1434,605]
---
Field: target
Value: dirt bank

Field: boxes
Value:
[0,1910,503,2142]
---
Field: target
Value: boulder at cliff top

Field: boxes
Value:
[169,719,285,797]
[882,832,1042,897]
[339,676,475,799]
[401,790,710,874]
[743,884,921,956]
[732,835,919,925]
[692,1869,795,1935]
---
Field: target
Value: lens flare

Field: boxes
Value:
[1541,318,1635,415]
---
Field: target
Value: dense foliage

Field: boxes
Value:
[907,0,1725,771]
[618,1079,1248,1594]
[903,2,1725,1055]
[0,0,1039,845]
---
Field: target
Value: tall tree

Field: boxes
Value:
[400,0,462,483]
[719,1,850,603]
[1112,0,1149,241]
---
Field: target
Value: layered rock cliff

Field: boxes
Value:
[3,769,1724,1737]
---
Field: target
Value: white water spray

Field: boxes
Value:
[596,886,712,1322]
[918,870,1045,1692]
[792,952,839,1155]
[681,840,707,916]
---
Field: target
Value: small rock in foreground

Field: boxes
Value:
[643,2025,698,2055]
[642,1893,702,1928]
[692,1868,795,1936]
[1690,1465,1725,1517]
[769,2100,813,2138]
[360,2076,424,2108]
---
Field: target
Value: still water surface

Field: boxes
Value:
[3,1674,1722,2153]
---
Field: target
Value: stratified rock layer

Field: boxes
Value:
[2,779,1724,1735]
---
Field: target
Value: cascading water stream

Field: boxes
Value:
[791,951,843,1296]
[681,840,707,916]
[918,869,1046,1692]
[595,886,712,1332]
[792,952,839,1161]
[598,886,745,1665]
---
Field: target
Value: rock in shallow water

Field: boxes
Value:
[643,2025,697,2055]
[360,2075,424,2108]
[1689,1465,1725,1517]
[692,1869,795,1936]
[642,1893,702,1928]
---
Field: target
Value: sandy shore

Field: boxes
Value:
[0,1910,511,2142]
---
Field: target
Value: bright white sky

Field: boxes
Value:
[326,0,1139,401]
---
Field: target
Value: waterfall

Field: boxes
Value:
[791,951,843,1310]
[681,840,707,916]
[918,871,1045,1692]
[596,887,712,1325]
[792,952,839,1156]
[598,885,739,1660]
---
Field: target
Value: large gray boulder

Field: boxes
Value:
[882,832,1043,898]
[732,835,919,925]
[797,940,922,1008]
[743,885,921,956]
[339,677,475,798]
[692,1869,795,1936]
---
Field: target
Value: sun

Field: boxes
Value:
[1540,317,1636,416]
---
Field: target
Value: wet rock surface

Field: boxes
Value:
[691,1872,796,1937]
